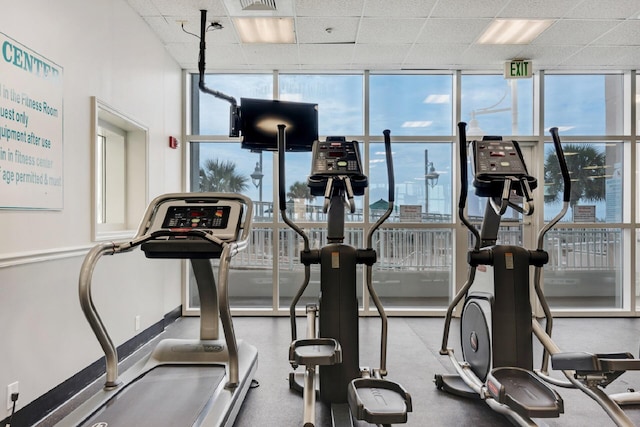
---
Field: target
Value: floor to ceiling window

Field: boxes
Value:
[543,74,628,310]
[186,70,638,316]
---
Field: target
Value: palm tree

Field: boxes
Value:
[544,143,606,208]
[199,158,248,192]
[287,181,314,202]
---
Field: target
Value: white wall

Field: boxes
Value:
[0,0,183,416]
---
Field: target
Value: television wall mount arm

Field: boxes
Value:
[198,9,240,137]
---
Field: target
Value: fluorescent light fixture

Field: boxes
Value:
[478,19,553,44]
[401,121,433,128]
[234,17,295,43]
[424,94,450,104]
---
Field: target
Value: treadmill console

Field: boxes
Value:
[162,205,231,231]
[471,137,537,197]
[308,137,367,196]
[142,198,243,259]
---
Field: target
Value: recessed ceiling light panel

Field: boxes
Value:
[234,17,295,43]
[478,19,553,44]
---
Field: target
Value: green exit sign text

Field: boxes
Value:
[504,60,532,79]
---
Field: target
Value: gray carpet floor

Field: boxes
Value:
[39,316,640,427]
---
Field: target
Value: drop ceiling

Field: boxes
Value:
[126,0,640,71]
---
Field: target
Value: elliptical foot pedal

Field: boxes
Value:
[487,367,563,418]
[347,378,412,424]
[289,338,342,367]
[434,374,481,399]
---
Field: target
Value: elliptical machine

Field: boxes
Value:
[435,122,567,426]
[279,127,412,427]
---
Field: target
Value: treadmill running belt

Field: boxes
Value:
[81,365,226,427]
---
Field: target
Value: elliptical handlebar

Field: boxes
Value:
[533,127,572,374]
[536,127,572,250]
[384,129,395,204]
[456,122,481,250]
[365,129,395,248]
[549,127,572,204]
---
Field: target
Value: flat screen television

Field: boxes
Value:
[239,98,318,152]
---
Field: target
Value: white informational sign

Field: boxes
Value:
[0,32,63,209]
[573,205,596,223]
[399,205,422,222]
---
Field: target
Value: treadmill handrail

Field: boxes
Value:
[79,192,252,390]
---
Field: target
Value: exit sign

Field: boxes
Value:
[504,60,532,79]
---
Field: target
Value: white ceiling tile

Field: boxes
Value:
[418,19,491,44]
[357,18,425,44]
[144,16,239,44]
[430,0,510,18]
[363,0,437,17]
[295,0,365,17]
[130,0,640,70]
[592,21,640,46]
[457,44,523,65]
[404,43,469,65]
[205,44,247,66]
[152,0,227,17]
[125,0,161,16]
[497,0,577,19]
[242,44,300,64]
[296,17,359,44]
[559,46,639,67]
[565,0,640,20]
[298,44,354,64]
[352,44,412,64]
[514,45,585,68]
[532,20,621,46]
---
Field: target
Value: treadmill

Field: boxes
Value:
[55,192,258,427]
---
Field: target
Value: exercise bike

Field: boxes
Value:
[279,127,412,427]
[435,122,567,426]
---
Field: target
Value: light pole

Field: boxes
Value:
[424,149,439,218]
[250,152,264,217]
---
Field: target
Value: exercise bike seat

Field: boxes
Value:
[347,378,412,424]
